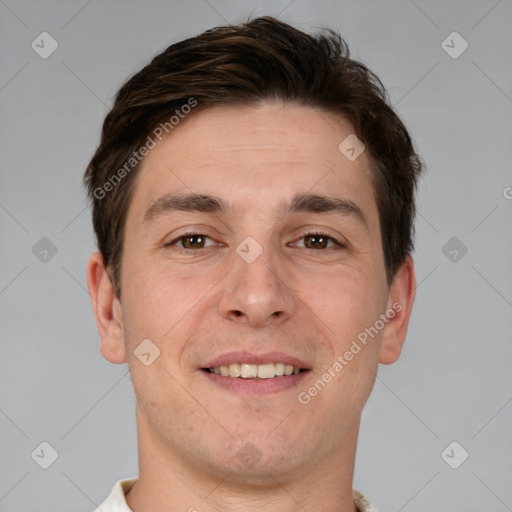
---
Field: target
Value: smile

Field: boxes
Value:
[206,363,304,379]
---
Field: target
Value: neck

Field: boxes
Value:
[126,404,360,512]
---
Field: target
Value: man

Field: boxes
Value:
[85,16,422,512]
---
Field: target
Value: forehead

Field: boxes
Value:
[128,102,378,229]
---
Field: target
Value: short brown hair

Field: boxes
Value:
[84,16,423,299]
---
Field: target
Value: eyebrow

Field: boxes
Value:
[143,192,368,228]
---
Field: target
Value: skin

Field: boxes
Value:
[87,102,416,512]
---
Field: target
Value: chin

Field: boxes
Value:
[203,435,309,483]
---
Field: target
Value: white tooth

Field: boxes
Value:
[213,367,221,375]
[258,363,276,379]
[223,362,300,378]
[241,364,258,378]
[229,363,241,377]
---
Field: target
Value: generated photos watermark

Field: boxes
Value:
[93,97,198,200]
[297,301,403,405]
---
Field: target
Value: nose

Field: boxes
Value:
[218,243,297,327]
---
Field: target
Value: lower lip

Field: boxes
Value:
[200,369,310,396]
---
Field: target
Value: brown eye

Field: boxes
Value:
[181,234,206,249]
[303,234,332,249]
[166,234,215,250]
[304,234,327,249]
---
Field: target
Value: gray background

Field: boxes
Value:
[1,0,511,510]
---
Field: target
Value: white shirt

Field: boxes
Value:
[93,478,378,511]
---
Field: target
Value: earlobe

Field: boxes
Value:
[86,252,127,364]
[379,256,416,365]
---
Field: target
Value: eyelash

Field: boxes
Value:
[165,231,345,253]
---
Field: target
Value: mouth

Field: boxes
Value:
[202,362,307,379]
[200,351,311,396]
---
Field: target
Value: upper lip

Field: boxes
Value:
[204,350,310,370]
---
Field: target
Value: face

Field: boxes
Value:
[92,102,414,482]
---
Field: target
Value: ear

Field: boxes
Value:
[86,252,127,364]
[379,255,416,365]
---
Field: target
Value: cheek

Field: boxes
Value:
[120,263,221,381]
[303,270,385,342]
[123,261,205,336]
